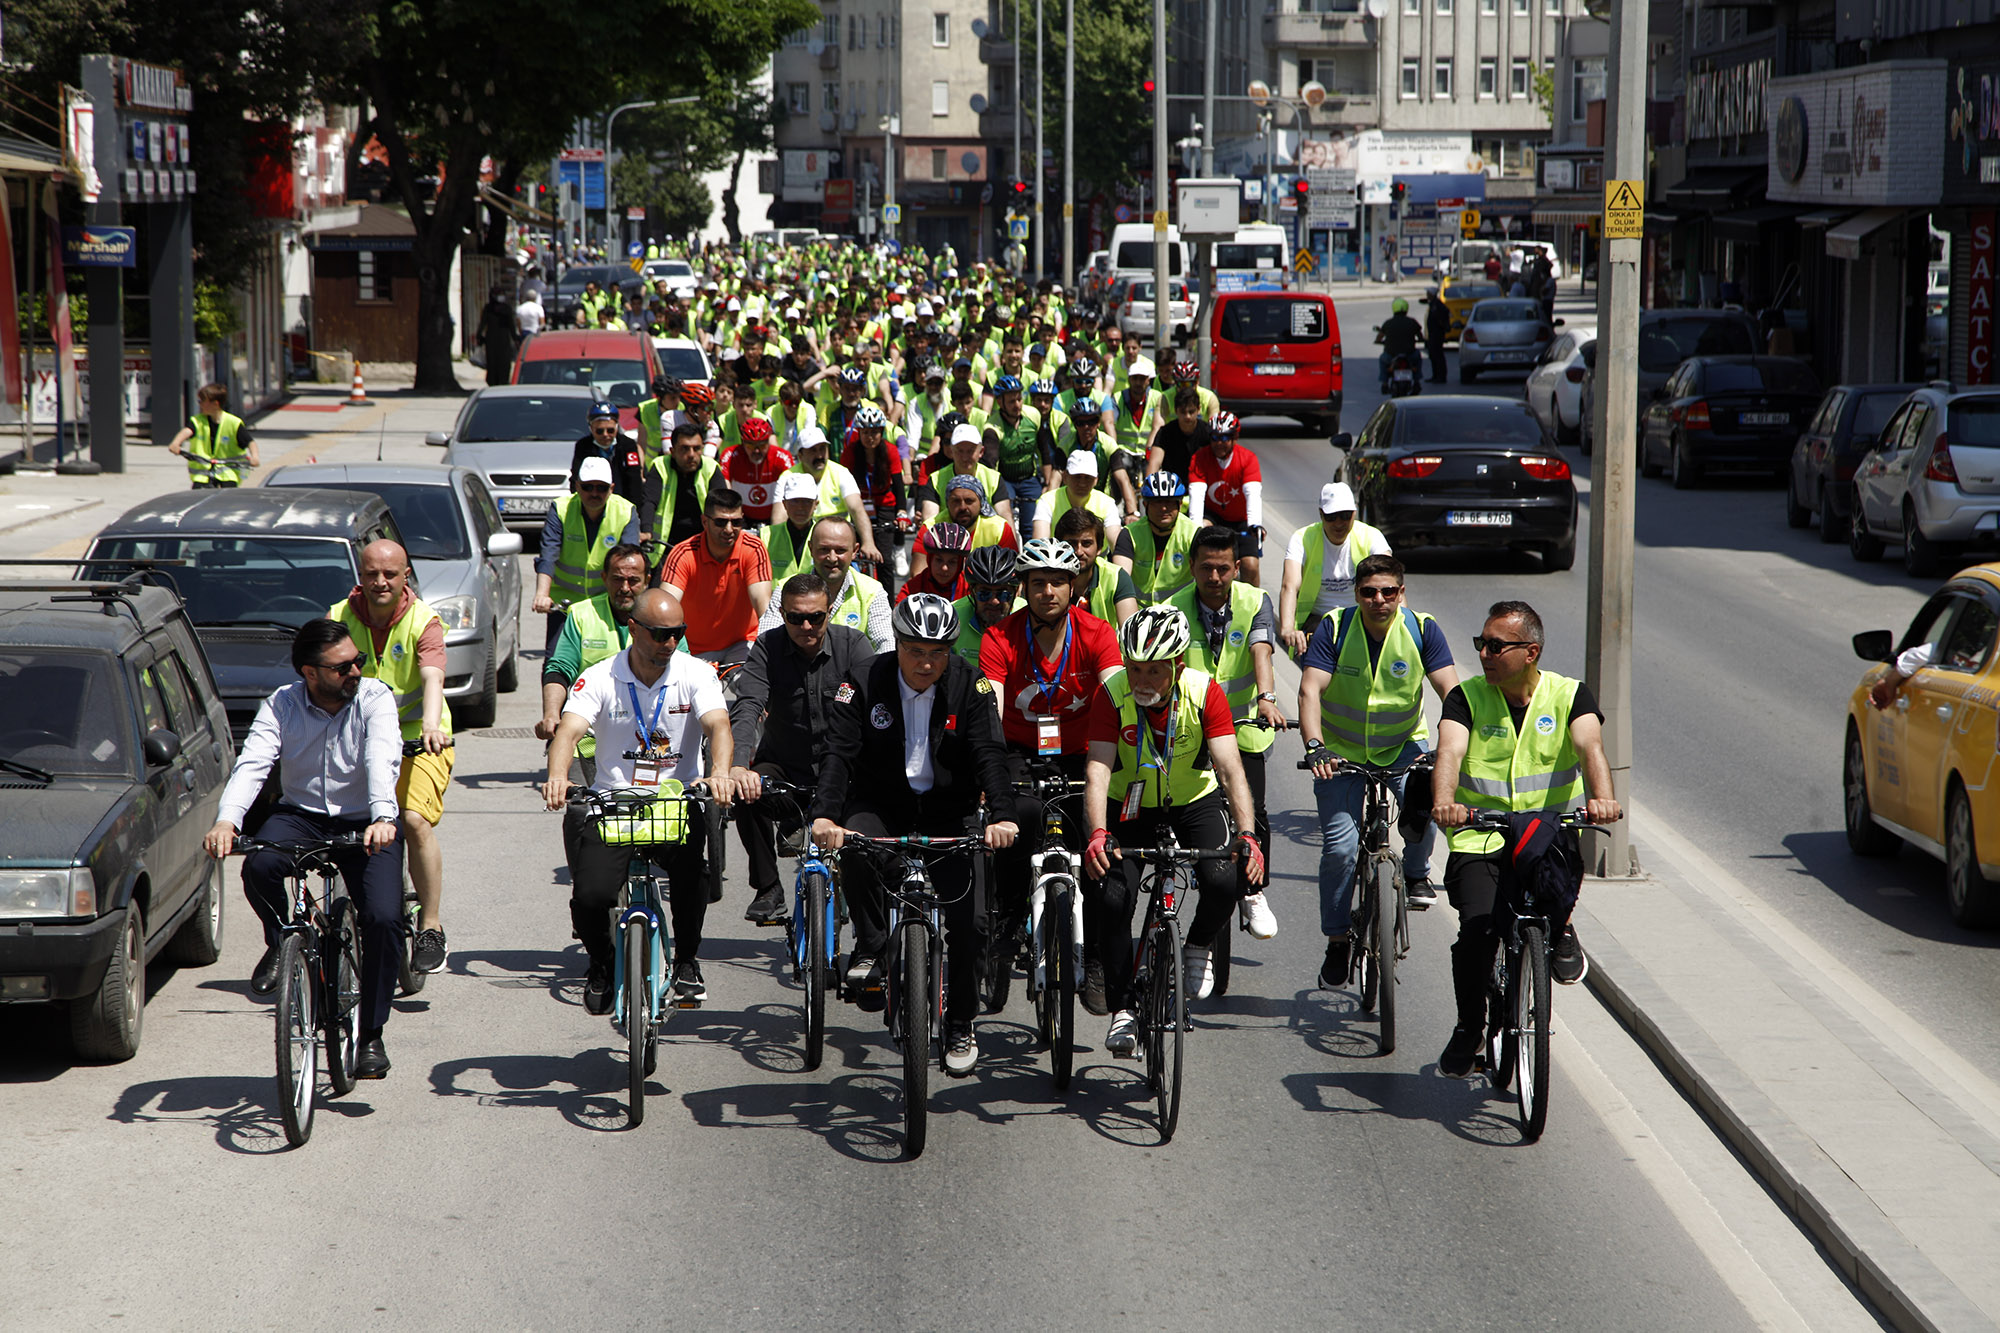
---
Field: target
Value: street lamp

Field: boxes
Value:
[1245,80,1324,224]
[605,95,700,247]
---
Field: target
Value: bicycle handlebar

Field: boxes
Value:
[566,783,724,815]
[1464,808,1617,831]
[841,833,988,853]
[231,832,366,857]
[1115,844,1240,867]
[401,738,455,757]
[1296,751,1436,778]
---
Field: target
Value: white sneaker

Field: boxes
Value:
[943,1022,978,1076]
[1105,1010,1139,1056]
[1239,892,1278,940]
[1183,945,1214,1000]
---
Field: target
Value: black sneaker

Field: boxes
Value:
[1405,879,1438,912]
[250,944,282,996]
[672,959,707,1004]
[413,927,448,974]
[744,885,788,927]
[1082,958,1109,1016]
[1318,937,1351,990]
[1439,1025,1482,1078]
[1552,925,1588,985]
[583,960,614,1015]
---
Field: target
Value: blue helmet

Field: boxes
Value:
[839,365,867,386]
[587,401,619,422]
[1139,470,1187,499]
[1072,397,1101,417]
[993,374,1023,395]
[1029,378,1058,397]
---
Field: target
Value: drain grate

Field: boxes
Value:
[461,727,540,740]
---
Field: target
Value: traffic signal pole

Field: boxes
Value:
[1062,0,1074,289]
[1034,0,1045,281]
[1151,0,1170,366]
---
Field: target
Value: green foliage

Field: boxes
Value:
[1045,0,1158,191]
[1531,66,1557,126]
[192,280,240,344]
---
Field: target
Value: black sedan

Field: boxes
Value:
[1783,382,1918,542]
[1339,396,1578,571]
[1640,355,1823,489]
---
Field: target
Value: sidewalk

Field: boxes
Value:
[1577,804,2000,1333]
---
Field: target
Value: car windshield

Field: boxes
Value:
[1703,361,1820,394]
[0,650,131,777]
[1850,392,1907,439]
[1475,301,1541,323]
[301,483,468,560]
[659,261,693,278]
[655,345,710,381]
[1638,318,1755,372]
[459,394,591,442]
[515,358,649,403]
[1950,399,2000,447]
[1214,242,1284,269]
[1220,298,1328,344]
[1113,241,1184,275]
[1403,403,1545,446]
[557,268,613,293]
[1446,282,1502,302]
[86,537,356,629]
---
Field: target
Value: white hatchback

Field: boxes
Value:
[1524,326,1597,448]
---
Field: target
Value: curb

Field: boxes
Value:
[0,494,101,536]
[1576,905,1988,1333]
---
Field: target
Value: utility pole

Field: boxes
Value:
[884,116,897,248]
[1152,0,1169,365]
[1201,0,1217,176]
[1584,0,1646,879]
[1013,0,1022,202]
[1034,0,1045,281]
[1063,0,1075,289]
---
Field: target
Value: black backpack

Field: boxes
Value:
[1495,809,1586,923]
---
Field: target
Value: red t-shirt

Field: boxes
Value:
[719,443,794,522]
[980,606,1123,751]
[897,569,969,603]
[842,439,903,511]
[1085,675,1235,749]
[1189,445,1262,525]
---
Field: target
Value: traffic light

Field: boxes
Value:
[1390,180,1408,203]
[1142,77,1157,95]
[1010,178,1029,200]
[1293,178,1311,202]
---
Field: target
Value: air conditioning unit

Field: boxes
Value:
[819,113,837,132]
[808,39,824,55]
[842,112,859,131]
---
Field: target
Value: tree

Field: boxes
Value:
[1531,66,1558,128]
[609,88,779,245]
[1044,0,1157,195]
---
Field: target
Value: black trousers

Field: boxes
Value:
[1238,748,1269,896]
[993,748,1088,921]
[241,806,405,1033]
[544,609,568,655]
[1444,851,1506,1030]
[736,760,808,897]
[1427,338,1448,381]
[568,806,710,966]
[842,805,985,1024]
[1092,791,1236,1015]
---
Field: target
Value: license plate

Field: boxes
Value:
[1740,412,1788,426]
[1446,510,1514,527]
[1488,351,1528,362]
[502,496,549,515]
[1254,363,1296,376]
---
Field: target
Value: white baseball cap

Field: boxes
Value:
[1319,481,1357,515]
[1129,357,1156,380]
[1065,449,1100,478]
[917,300,935,316]
[949,422,982,447]
[578,457,614,486]
[726,297,742,310]
[776,472,820,503]
[794,426,830,451]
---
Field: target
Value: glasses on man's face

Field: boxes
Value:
[315,656,364,676]
[971,586,1014,602]
[1356,585,1403,601]
[783,609,829,627]
[580,484,612,497]
[592,423,619,435]
[631,620,686,644]
[1473,636,1534,655]
[708,515,746,529]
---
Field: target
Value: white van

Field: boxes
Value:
[1108,223,1192,286]
[1210,224,1291,293]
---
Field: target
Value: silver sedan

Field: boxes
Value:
[1459,298,1561,384]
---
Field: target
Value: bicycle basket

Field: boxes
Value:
[597,781,691,846]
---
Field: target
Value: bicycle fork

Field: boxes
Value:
[885,892,944,1051]
[1028,849,1085,993]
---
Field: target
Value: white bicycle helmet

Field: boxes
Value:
[1016,537,1082,576]
[891,592,960,643]
[1119,605,1192,661]
[853,402,888,430]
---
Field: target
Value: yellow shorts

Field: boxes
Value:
[397,745,455,826]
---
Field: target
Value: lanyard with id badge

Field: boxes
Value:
[1024,616,1072,758]
[1121,682,1177,822]
[626,681,675,787]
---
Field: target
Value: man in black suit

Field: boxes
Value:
[811,593,1020,1076]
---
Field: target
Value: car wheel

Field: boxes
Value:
[1669,436,1702,489]
[1946,785,2000,929]
[496,639,520,694]
[1542,532,1576,572]
[162,864,224,967]
[1903,504,1944,579]
[458,644,499,729]
[1817,483,1847,546]
[1784,473,1811,528]
[1638,431,1662,478]
[1849,491,1885,560]
[1843,724,1901,857]
[70,901,143,1061]
[1555,413,1581,450]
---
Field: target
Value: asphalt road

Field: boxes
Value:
[0,312,1899,1330]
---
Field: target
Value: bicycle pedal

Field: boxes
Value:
[673,996,703,1010]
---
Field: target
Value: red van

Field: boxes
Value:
[512,329,660,434]
[1208,291,1344,434]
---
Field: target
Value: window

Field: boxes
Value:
[1403,0,1419,14]
[1437,0,1452,13]
[1511,56,1529,97]
[356,250,382,302]
[787,82,811,114]
[1481,0,1496,12]
[823,81,840,111]
[1512,0,1528,13]
[784,25,812,46]
[1571,56,1606,122]
[1479,56,1496,96]
[933,12,949,44]
[822,11,839,45]
[875,80,885,114]
[1434,59,1453,97]
[1941,598,2000,673]
[932,79,949,116]
[1546,0,1560,12]
[1401,58,1420,97]
[931,147,947,178]
[848,15,859,47]
[891,15,899,44]
[878,15,888,46]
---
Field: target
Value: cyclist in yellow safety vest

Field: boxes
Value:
[1112,470,1197,605]
[532,455,641,652]
[1429,597,1621,1078]
[168,382,259,487]
[1033,447,1121,540]
[1082,605,1267,1056]
[1278,481,1392,655]
[762,471,822,585]
[328,539,455,976]
[1297,553,1460,991]
[636,376,683,471]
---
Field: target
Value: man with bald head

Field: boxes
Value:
[543,588,737,1011]
[330,538,455,974]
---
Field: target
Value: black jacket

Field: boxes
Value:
[569,431,647,509]
[730,623,874,780]
[812,651,1017,830]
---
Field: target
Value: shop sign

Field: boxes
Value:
[62,226,136,267]
[1689,57,1770,144]
[1970,212,1995,386]
[1767,62,1944,204]
[1944,64,2000,203]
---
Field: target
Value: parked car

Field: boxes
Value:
[1845,568,2000,925]
[651,336,713,389]
[434,384,598,532]
[1079,249,1110,311]
[0,578,234,1059]
[1523,326,1596,448]
[550,263,645,326]
[1580,309,1762,449]
[1784,383,1920,543]
[1850,385,2000,577]
[1338,396,1576,570]
[84,488,404,744]
[1458,299,1562,383]
[1207,290,1345,434]
[512,328,660,434]
[1116,277,1194,344]
[261,464,524,728]
[641,258,697,300]
[1638,355,1823,488]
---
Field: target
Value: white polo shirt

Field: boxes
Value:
[563,647,726,790]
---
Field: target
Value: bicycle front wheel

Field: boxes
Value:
[1145,916,1185,1144]
[324,901,363,1096]
[396,891,427,996]
[1486,950,1515,1089]
[803,870,830,1072]
[1372,860,1398,1054]
[625,922,649,1126]
[1515,924,1552,1142]
[1040,885,1077,1091]
[899,921,931,1159]
[274,935,317,1147]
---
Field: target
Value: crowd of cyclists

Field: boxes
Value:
[206,236,1619,1088]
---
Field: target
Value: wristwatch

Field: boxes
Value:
[1256,691,1279,703]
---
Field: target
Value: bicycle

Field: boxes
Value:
[231,831,368,1148]
[839,826,988,1159]
[1116,832,1239,1144]
[1209,715,1297,998]
[393,736,452,997]
[755,778,844,1072]
[1004,762,1088,1091]
[568,781,721,1127]
[1298,750,1434,1055]
[1463,807,1605,1143]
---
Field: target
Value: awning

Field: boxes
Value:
[1661,166,1763,204]
[1531,209,1597,229]
[1645,209,1681,234]
[1710,202,1805,242]
[1797,208,1850,229]
[1825,207,1907,260]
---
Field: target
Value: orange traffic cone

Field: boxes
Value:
[346,365,374,407]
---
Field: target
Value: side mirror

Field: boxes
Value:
[143,730,183,768]
[1552,318,1565,328]
[1580,343,1597,370]
[1330,431,1354,452]
[1853,629,1894,662]
[424,431,450,447]
[486,531,524,557]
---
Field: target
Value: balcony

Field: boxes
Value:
[819,44,840,70]
[1263,10,1374,48]
[979,36,1017,64]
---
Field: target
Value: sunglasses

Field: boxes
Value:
[1356,585,1403,601]
[632,620,687,643]
[707,515,746,528]
[580,484,612,496]
[1473,636,1534,655]
[314,657,364,675]
[783,609,829,627]
[971,587,1014,602]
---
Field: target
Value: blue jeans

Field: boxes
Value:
[1314,737,1435,937]
[1000,473,1044,538]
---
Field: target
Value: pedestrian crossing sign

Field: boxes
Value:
[1603,179,1644,239]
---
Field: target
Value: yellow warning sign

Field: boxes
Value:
[1459,207,1481,232]
[1294,249,1317,274]
[1603,179,1644,239]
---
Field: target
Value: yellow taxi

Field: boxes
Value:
[1433,277,1505,344]
[1845,563,2000,926]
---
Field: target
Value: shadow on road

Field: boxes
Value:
[1777,829,2000,948]
[428,1050,631,1131]
[1279,1067,1535,1146]
[109,1073,375,1153]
